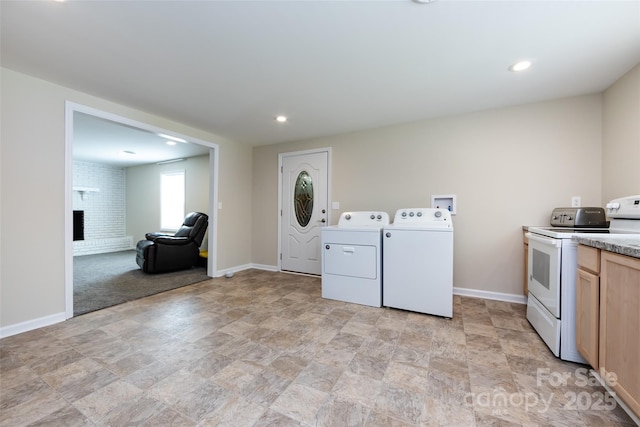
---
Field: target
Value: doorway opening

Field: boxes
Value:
[64,102,219,319]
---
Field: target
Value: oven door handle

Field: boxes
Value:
[526,232,562,248]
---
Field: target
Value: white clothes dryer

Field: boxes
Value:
[383,208,453,317]
[321,211,389,307]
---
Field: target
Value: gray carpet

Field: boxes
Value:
[73,250,210,316]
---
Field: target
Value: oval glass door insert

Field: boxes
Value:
[294,171,314,227]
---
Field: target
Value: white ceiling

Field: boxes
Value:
[73,112,211,167]
[2,0,640,155]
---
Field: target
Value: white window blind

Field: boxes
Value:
[160,171,185,230]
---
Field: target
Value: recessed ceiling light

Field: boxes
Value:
[166,140,177,146]
[509,60,532,72]
[275,115,288,123]
[157,133,187,143]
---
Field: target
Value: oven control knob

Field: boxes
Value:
[385,232,391,238]
[409,212,415,217]
[402,212,407,217]
[345,214,351,220]
[434,210,442,218]
[417,212,422,217]
[377,214,382,220]
[370,214,375,220]
[325,245,330,250]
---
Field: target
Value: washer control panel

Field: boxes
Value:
[338,211,390,227]
[393,208,452,227]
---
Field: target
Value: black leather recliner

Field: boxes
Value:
[136,212,208,273]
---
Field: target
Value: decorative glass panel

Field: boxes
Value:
[294,171,314,227]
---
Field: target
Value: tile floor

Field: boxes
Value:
[1,269,637,426]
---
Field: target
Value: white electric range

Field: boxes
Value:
[526,195,640,363]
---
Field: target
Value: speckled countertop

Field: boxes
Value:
[572,235,640,259]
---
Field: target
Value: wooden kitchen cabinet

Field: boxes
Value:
[576,244,600,368]
[576,245,640,419]
[599,250,640,417]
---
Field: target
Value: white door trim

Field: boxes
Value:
[278,147,331,273]
[64,101,219,319]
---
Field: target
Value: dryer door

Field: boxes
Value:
[323,244,377,279]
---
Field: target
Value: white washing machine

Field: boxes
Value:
[321,211,390,307]
[383,208,453,317]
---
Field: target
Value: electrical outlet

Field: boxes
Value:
[571,196,581,207]
[332,202,340,210]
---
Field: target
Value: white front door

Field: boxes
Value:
[281,150,328,275]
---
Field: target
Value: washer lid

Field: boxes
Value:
[337,211,390,228]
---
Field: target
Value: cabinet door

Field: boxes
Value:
[600,252,640,418]
[576,268,599,368]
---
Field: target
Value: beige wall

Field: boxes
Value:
[126,155,210,245]
[253,95,604,296]
[0,68,253,330]
[602,63,640,203]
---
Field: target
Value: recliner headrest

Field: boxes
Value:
[183,211,205,227]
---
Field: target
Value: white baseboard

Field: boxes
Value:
[250,263,278,272]
[454,286,527,305]
[214,263,278,277]
[73,236,134,256]
[214,263,253,277]
[0,312,66,339]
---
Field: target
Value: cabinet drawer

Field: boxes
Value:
[577,245,600,274]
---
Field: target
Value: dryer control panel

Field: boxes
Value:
[338,211,390,227]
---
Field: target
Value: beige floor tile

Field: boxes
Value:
[294,360,343,393]
[383,361,429,394]
[347,353,389,381]
[373,383,427,425]
[270,382,328,425]
[72,379,143,422]
[331,370,382,408]
[199,394,267,426]
[314,395,370,427]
